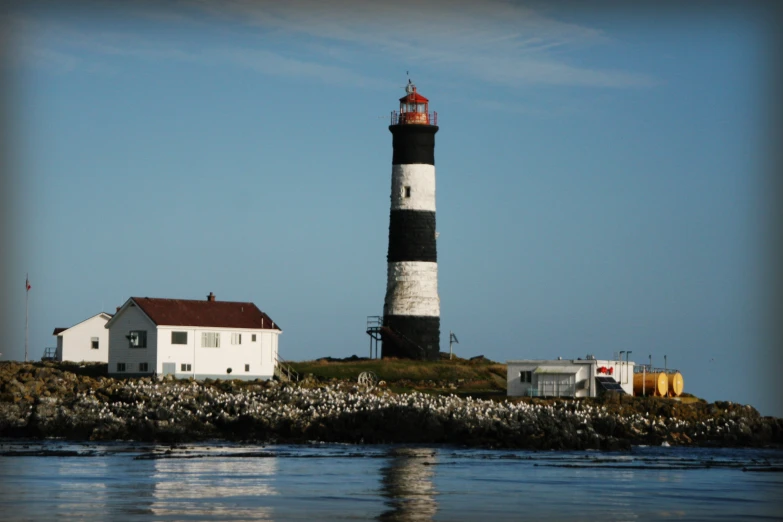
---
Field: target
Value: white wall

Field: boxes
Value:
[156,326,280,380]
[507,363,538,397]
[56,314,111,363]
[384,261,440,317]
[107,303,158,375]
[390,164,436,212]
[595,360,635,395]
[507,362,591,398]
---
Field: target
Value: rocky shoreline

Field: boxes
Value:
[1,362,781,450]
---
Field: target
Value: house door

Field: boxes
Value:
[162,362,176,376]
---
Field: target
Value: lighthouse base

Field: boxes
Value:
[381,315,440,361]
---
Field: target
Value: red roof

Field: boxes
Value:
[130,297,281,330]
[399,92,429,103]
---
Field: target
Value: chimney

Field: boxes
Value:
[207,292,215,302]
[116,306,121,312]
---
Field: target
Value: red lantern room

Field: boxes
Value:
[391,80,438,126]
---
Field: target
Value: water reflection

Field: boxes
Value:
[51,457,110,519]
[149,454,278,520]
[104,455,158,521]
[378,448,438,521]
[47,454,158,521]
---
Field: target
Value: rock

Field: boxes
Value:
[0,361,781,449]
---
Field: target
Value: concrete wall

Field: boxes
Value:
[56,313,110,363]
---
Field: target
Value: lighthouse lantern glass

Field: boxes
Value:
[394,82,434,126]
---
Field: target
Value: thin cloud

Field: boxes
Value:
[9,1,657,88]
[183,0,657,88]
[10,14,388,88]
[208,48,390,88]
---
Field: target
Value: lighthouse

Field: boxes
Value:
[382,81,440,360]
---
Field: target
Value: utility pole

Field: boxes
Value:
[25,274,31,362]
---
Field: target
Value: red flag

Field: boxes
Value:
[26,275,31,292]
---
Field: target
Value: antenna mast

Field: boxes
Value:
[449,331,459,360]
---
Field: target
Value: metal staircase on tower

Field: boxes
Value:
[366,316,426,359]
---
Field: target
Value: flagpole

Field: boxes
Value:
[25,273,29,363]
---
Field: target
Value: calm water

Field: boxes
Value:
[0,441,781,521]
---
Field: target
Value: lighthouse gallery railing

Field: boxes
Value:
[390,111,438,126]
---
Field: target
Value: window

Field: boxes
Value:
[117,362,126,372]
[128,330,147,348]
[91,337,99,350]
[139,362,149,372]
[520,371,532,383]
[252,334,257,342]
[245,364,250,372]
[171,331,188,345]
[202,332,220,348]
[180,363,192,372]
[231,333,242,345]
[404,186,411,198]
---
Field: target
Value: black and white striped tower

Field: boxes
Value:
[382,81,440,360]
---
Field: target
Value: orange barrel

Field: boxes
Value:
[668,372,684,397]
[633,371,668,397]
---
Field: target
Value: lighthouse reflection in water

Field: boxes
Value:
[379,448,438,521]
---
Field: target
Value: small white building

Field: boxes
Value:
[106,293,282,380]
[52,312,112,363]
[507,357,635,398]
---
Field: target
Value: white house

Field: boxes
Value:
[52,312,112,363]
[507,357,635,398]
[106,292,282,380]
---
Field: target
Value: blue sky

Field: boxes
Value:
[2,1,780,415]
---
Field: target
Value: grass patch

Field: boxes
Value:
[288,357,508,394]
